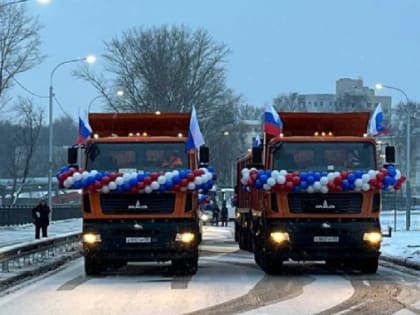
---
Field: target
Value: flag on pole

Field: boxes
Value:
[78,115,92,144]
[368,103,387,136]
[252,134,261,147]
[186,106,205,151]
[264,103,283,136]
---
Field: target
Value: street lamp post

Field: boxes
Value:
[375,83,411,230]
[48,56,96,219]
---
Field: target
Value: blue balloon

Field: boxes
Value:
[87,176,95,185]
[321,171,328,177]
[137,174,144,182]
[384,176,392,185]
[341,179,349,191]
[122,183,130,191]
[314,172,321,181]
[129,178,137,186]
[95,173,103,181]
[300,181,308,189]
[260,174,268,183]
[300,172,307,180]
[294,185,301,192]
[348,173,356,183]
[255,179,263,189]
[354,170,363,178]
[307,175,315,185]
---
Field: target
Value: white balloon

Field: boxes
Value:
[171,170,180,177]
[320,176,328,185]
[158,175,166,185]
[63,178,71,188]
[354,178,363,188]
[108,182,117,190]
[115,177,124,185]
[194,177,203,185]
[66,177,74,186]
[361,174,370,183]
[276,175,286,184]
[151,181,160,190]
[187,182,196,190]
[362,183,370,191]
[395,169,401,180]
[101,186,110,193]
[123,173,131,182]
[241,168,250,174]
[263,184,271,190]
[368,170,377,178]
[307,186,314,193]
[144,186,152,193]
[271,170,280,178]
[321,186,329,194]
[313,181,322,191]
[267,177,276,187]
[82,171,90,179]
[90,170,98,176]
[72,172,82,181]
[279,170,288,175]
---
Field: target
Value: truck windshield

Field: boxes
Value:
[272,142,376,172]
[85,142,188,172]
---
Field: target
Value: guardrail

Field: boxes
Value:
[0,232,82,273]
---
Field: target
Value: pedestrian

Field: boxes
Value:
[212,202,220,226]
[32,199,50,239]
[221,201,228,227]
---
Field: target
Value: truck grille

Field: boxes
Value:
[288,193,362,214]
[100,193,175,215]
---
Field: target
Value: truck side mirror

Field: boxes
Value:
[199,145,209,167]
[252,146,263,165]
[385,146,395,164]
[68,147,78,167]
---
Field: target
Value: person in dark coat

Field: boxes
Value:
[212,202,220,226]
[220,201,228,227]
[32,199,50,239]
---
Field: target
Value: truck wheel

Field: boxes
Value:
[85,255,104,276]
[359,257,379,274]
[259,253,283,275]
[172,255,198,275]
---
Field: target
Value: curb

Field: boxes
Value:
[380,255,420,271]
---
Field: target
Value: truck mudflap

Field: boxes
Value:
[82,218,200,262]
[261,219,381,261]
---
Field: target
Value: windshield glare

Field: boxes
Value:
[86,142,188,172]
[272,142,376,172]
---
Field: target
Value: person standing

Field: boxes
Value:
[221,201,228,227]
[32,199,50,239]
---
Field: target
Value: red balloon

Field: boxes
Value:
[285,181,294,191]
[143,176,152,185]
[101,176,110,185]
[94,180,102,190]
[136,182,145,190]
[376,173,384,182]
[247,178,254,186]
[109,173,118,181]
[340,171,349,179]
[173,184,180,191]
[180,178,189,186]
[187,173,195,181]
[327,182,335,190]
[286,174,293,182]
[151,172,160,181]
[292,176,300,185]
[130,186,138,193]
[250,173,258,181]
[193,169,204,176]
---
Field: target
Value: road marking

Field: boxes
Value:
[363,280,370,287]
[57,275,88,290]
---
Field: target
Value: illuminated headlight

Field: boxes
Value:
[363,232,382,244]
[175,232,195,243]
[236,212,241,219]
[200,214,210,222]
[82,233,102,244]
[270,231,290,244]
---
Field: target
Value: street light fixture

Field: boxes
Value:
[48,55,96,219]
[375,82,412,230]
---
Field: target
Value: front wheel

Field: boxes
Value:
[172,254,198,276]
[358,257,379,274]
[84,254,105,276]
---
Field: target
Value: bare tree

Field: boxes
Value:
[4,98,44,204]
[0,2,44,109]
[273,92,305,112]
[74,25,230,115]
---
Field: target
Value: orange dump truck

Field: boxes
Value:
[57,113,215,275]
[235,112,404,274]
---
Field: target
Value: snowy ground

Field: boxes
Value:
[0,211,419,269]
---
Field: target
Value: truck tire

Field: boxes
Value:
[358,257,379,274]
[259,253,283,275]
[85,255,104,276]
[172,254,198,275]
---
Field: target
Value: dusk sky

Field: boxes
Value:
[15,0,420,121]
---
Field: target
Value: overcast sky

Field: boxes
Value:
[15,0,420,121]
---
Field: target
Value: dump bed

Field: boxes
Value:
[88,112,191,138]
[277,112,370,137]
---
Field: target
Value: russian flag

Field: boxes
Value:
[264,103,282,136]
[369,103,387,136]
[78,115,92,144]
[186,106,205,151]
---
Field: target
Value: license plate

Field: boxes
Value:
[314,236,339,243]
[125,237,151,243]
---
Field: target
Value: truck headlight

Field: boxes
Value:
[270,231,290,244]
[82,232,102,244]
[175,232,195,243]
[363,232,382,245]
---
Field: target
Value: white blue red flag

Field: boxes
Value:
[368,103,387,136]
[78,115,92,144]
[186,106,205,151]
[264,103,282,136]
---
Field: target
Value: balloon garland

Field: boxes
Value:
[56,166,216,194]
[198,194,211,205]
[241,165,406,193]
